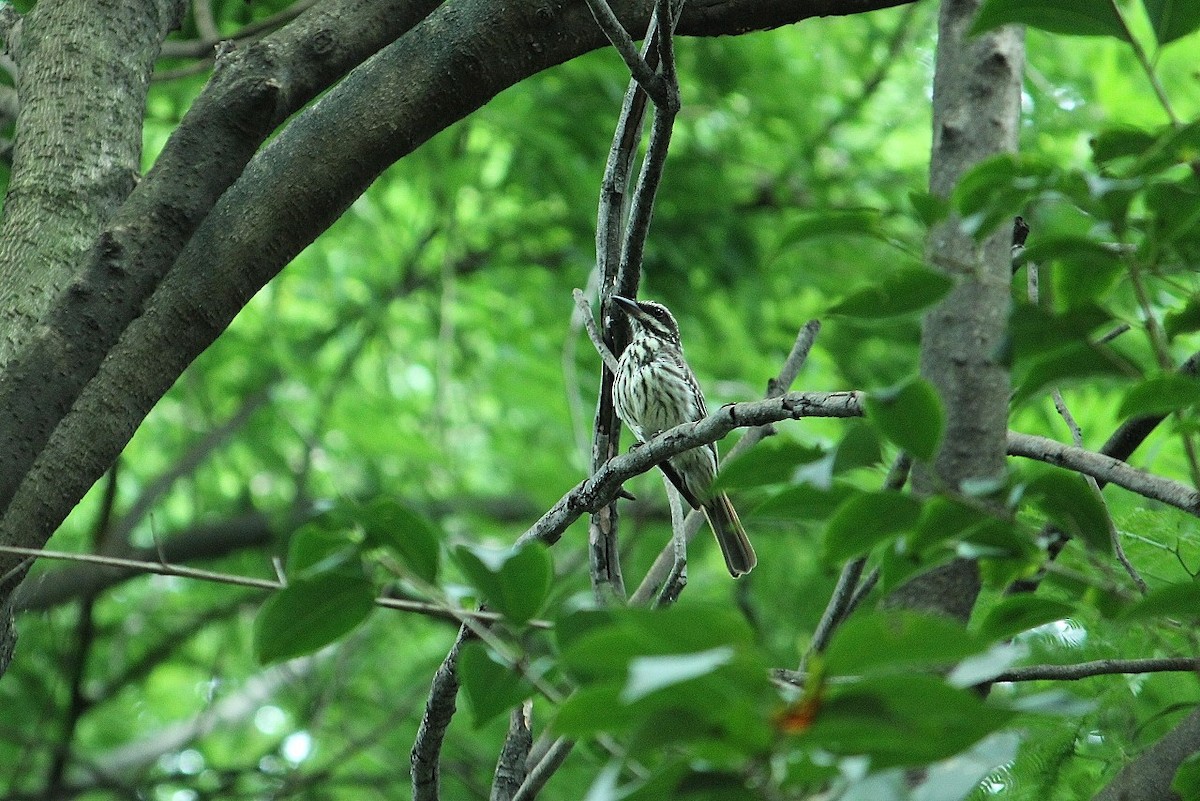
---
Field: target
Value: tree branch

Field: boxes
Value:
[629,319,821,604]
[995,657,1200,683]
[411,625,477,801]
[0,0,915,626]
[1007,432,1200,517]
[522,390,862,549]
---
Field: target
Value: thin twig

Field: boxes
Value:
[1007,432,1200,517]
[1108,0,1180,127]
[581,0,667,105]
[656,480,688,607]
[803,557,865,670]
[845,567,880,615]
[158,0,321,59]
[0,545,550,629]
[994,657,1200,683]
[801,451,911,668]
[572,289,620,372]
[511,737,575,801]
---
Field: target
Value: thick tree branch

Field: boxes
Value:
[0,0,913,610]
[0,0,186,360]
[0,0,444,551]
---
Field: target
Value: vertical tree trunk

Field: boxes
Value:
[887,0,1023,620]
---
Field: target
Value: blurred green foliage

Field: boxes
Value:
[7,0,1200,799]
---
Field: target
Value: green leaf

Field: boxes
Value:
[712,439,825,492]
[831,421,884,475]
[751,483,855,522]
[912,732,1021,801]
[360,497,442,584]
[1147,179,1200,246]
[622,647,734,702]
[1092,126,1158,168]
[457,642,532,728]
[286,519,360,580]
[253,572,375,664]
[1012,341,1130,407]
[947,643,1029,687]
[781,208,886,244]
[554,683,634,736]
[908,497,1036,565]
[1166,297,1200,340]
[864,377,945,461]
[952,155,1054,239]
[823,610,986,677]
[1144,0,1200,45]
[1172,752,1200,799]
[1026,468,1112,552]
[1008,302,1112,362]
[452,542,552,625]
[909,190,951,228]
[976,596,1076,641]
[824,490,922,563]
[1007,690,1097,716]
[971,0,1131,41]
[1118,374,1200,419]
[801,674,1014,768]
[1123,582,1200,620]
[828,267,954,319]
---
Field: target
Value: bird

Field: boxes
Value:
[610,294,756,577]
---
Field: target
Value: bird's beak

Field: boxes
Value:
[611,295,644,320]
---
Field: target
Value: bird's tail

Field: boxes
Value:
[702,492,756,577]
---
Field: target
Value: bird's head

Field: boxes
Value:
[612,295,681,344]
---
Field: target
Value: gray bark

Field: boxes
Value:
[887,0,1024,621]
[0,0,186,361]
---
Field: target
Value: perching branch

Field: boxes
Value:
[629,319,821,604]
[521,391,864,550]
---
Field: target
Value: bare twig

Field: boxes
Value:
[0,545,550,629]
[803,557,866,669]
[158,0,321,59]
[511,736,575,801]
[656,480,688,607]
[572,289,620,373]
[995,657,1200,683]
[586,1,679,603]
[581,0,667,104]
[1007,432,1200,517]
[801,451,911,669]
